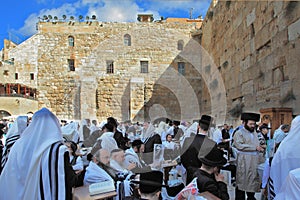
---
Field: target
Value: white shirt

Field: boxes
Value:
[162,141,176,150]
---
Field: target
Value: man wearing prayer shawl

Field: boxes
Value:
[79,119,91,142]
[61,121,80,143]
[84,148,115,185]
[141,123,162,164]
[233,112,263,200]
[269,115,300,199]
[0,115,28,174]
[0,108,77,200]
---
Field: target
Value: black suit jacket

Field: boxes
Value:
[181,134,206,169]
[181,134,217,184]
[193,169,229,200]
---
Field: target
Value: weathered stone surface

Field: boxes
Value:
[200,0,300,124]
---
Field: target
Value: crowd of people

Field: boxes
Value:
[0,108,299,200]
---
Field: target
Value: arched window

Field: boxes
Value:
[177,40,184,50]
[124,34,131,46]
[68,36,74,47]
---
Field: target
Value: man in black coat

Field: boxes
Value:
[193,145,229,200]
[107,117,129,150]
[180,115,217,184]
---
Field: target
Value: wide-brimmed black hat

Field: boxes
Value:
[199,115,212,126]
[199,146,227,167]
[133,171,164,194]
[131,139,144,147]
[173,120,180,126]
[241,112,260,122]
[259,124,271,131]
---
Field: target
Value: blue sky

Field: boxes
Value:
[0,0,211,50]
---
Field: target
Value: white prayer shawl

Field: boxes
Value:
[180,122,198,147]
[0,108,66,200]
[117,125,126,137]
[155,121,166,141]
[273,125,286,144]
[90,124,99,133]
[110,159,128,173]
[124,147,142,168]
[166,126,174,136]
[99,131,118,153]
[274,168,300,200]
[212,128,222,144]
[141,124,156,143]
[61,121,79,143]
[69,155,84,171]
[270,115,300,197]
[79,119,89,142]
[179,124,187,132]
[162,141,176,150]
[84,161,113,185]
[1,115,28,171]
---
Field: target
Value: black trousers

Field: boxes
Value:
[235,187,256,200]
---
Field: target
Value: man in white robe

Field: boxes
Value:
[0,108,77,200]
[96,123,118,154]
[233,112,264,200]
[270,115,300,199]
[1,115,28,173]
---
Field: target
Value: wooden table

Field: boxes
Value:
[73,186,117,200]
[198,191,221,200]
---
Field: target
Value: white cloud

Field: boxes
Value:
[17,3,79,36]
[17,0,209,38]
[86,0,159,22]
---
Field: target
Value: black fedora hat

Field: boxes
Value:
[259,124,271,131]
[199,115,212,126]
[199,146,227,167]
[132,171,165,194]
[173,120,180,126]
[241,112,260,122]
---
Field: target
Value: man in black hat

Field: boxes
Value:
[135,171,164,200]
[193,146,229,200]
[233,112,264,200]
[107,117,130,150]
[181,115,217,185]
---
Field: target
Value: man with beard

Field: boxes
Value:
[233,112,264,200]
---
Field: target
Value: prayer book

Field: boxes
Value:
[88,179,115,196]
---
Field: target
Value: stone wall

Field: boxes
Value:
[35,21,202,121]
[0,96,38,115]
[200,1,300,125]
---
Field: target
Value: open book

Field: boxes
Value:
[88,179,115,196]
